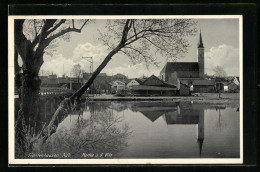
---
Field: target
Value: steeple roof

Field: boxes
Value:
[197,29,204,48]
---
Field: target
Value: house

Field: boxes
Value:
[83,72,111,93]
[109,80,126,94]
[131,75,177,96]
[232,77,240,86]
[126,79,143,90]
[228,82,239,93]
[48,73,57,79]
[57,76,69,87]
[192,79,215,93]
[41,77,59,87]
[215,77,229,92]
[179,82,190,96]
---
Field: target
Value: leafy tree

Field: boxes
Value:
[213,66,227,77]
[71,64,82,77]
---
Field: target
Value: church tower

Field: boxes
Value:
[197,30,205,78]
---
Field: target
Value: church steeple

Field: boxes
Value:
[197,29,205,78]
[198,29,204,48]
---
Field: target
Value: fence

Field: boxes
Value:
[40,87,74,97]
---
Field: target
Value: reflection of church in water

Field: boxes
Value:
[130,102,206,156]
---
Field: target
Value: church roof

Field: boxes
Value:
[163,113,199,124]
[160,62,200,78]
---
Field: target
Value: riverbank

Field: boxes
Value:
[83,93,240,107]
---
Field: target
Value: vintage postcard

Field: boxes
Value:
[8,15,243,165]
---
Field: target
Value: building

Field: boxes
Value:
[179,82,190,96]
[48,73,57,79]
[192,79,215,93]
[40,74,84,91]
[109,80,126,94]
[160,31,215,94]
[83,72,111,93]
[160,30,205,84]
[227,82,239,93]
[40,75,59,87]
[232,77,240,86]
[131,75,177,96]
[126,79,143,90]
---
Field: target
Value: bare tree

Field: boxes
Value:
[71,64,82,77]
[14,19,90,149]
[213,66,227,77]
[44,19,197,139]
[71,64,85,83]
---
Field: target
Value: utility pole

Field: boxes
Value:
[82,57,94,95]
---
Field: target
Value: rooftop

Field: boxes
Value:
[160,62,200,78]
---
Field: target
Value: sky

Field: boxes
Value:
[35,18,240,78]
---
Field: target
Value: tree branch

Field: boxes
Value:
[120,19,131,45]
[14,19,31,59]
[38,19,57,45]
[79,20,89,30]
[132,20,137,40]
[41,20,89,50]
[72,19,75,28]
[33,20,38,40]
[46,19,66,35]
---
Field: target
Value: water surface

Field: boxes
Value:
[43,101,240,158]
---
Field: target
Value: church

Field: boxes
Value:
[160,31,215,94]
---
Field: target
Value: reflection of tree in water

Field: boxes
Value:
[86,101,129,113]
[87,102,111,113]
[40,107,132,158]
[108,102,129,112]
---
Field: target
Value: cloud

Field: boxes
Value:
[102,63,161,78]
[41,42,109,76]
[41,54,75,76]
[71,42,108,69]
[205,44,239,76]
[40,42,162,78]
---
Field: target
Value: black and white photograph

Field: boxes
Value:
[9,15,242,164]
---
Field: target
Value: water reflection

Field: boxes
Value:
[130,102,207,156]
[35,101,239,159]
[40,104,132,158]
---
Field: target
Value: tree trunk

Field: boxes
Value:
[14,48,22,96]
[70,44,123,101]
[43,43,124,138]
[16,63,42,156]
[20,71,41,126]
